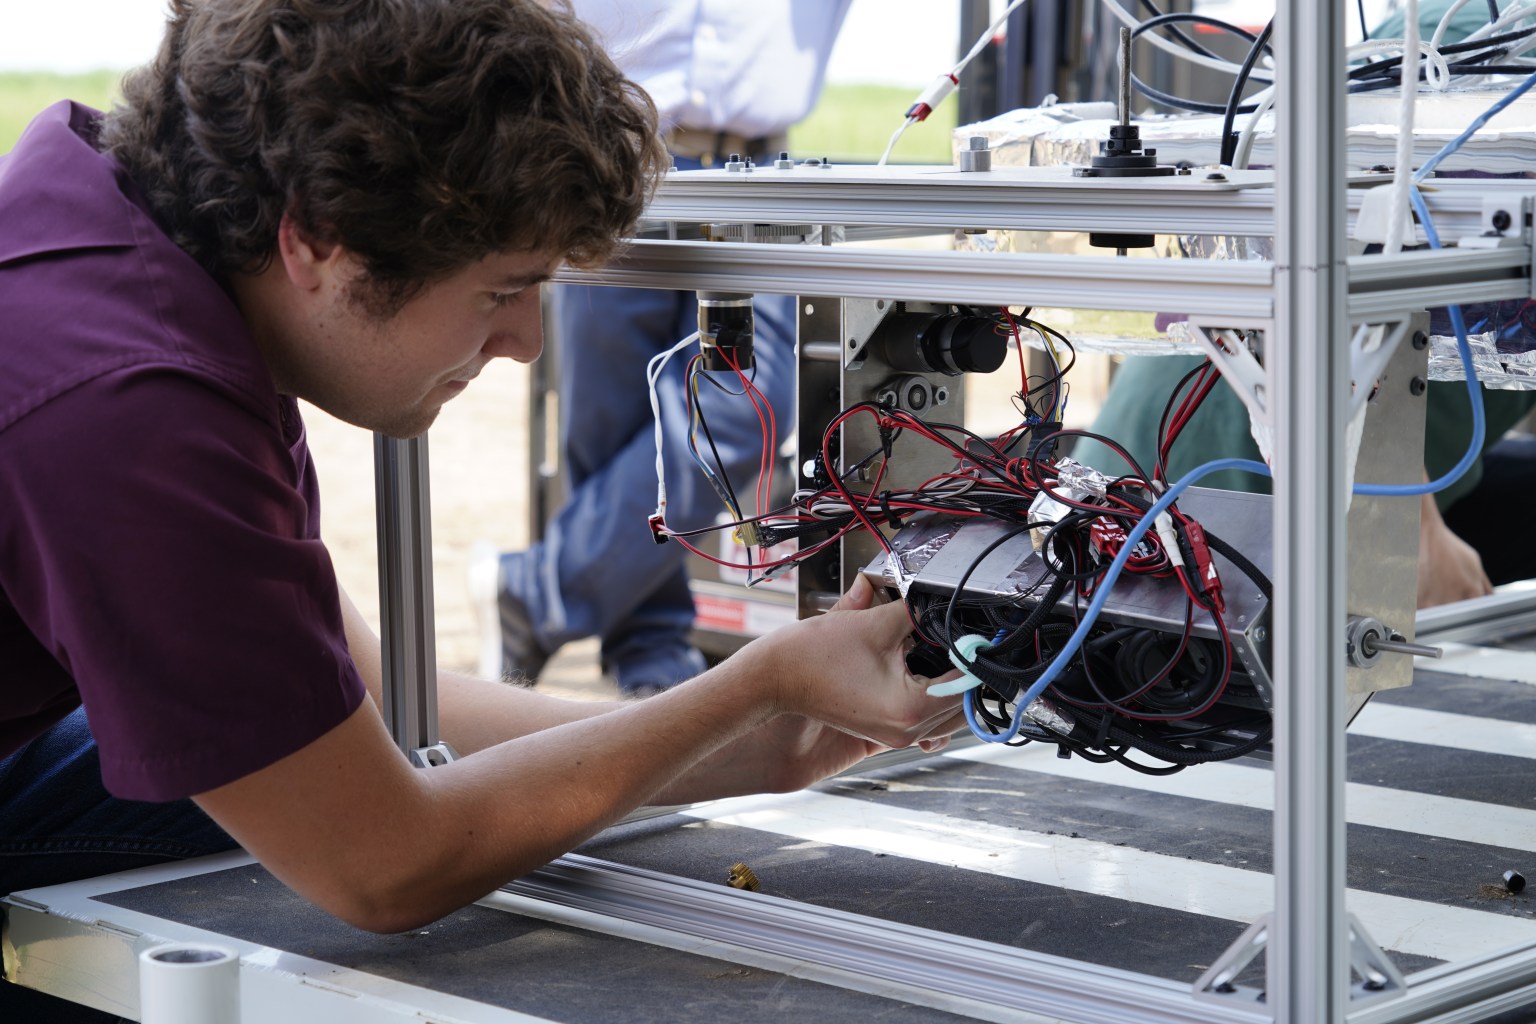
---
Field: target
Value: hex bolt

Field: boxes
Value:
[959,136,992,172]
[1505,870,1527,894]
[774,150,794,170]
[1409,376,1428,396]
[1412,330,1429,350]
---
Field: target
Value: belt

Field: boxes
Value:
[667,127,790,168]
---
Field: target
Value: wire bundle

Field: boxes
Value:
[654,307,1272,771]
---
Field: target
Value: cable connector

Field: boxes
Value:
[734,521,763,548]
[1154,511,1184,568]
[1182,519,1224,612]
[647,512,670,545]
[905,73,958,122]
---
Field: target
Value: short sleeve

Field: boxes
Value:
[0,367,366,800]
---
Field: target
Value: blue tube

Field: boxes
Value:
[1352,186,1484,497]
[1412,70,1536,184]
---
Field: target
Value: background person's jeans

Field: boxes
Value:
[499,157,798,687]
[0,707,238,1020]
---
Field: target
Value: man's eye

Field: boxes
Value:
[491,291,520,307]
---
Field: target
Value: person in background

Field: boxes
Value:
[475,0,853,696]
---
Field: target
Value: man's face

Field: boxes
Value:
[270,248,559,438]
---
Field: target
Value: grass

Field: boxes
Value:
[3,74,959,166]
[789,83,959,165]
[0,71,125,154]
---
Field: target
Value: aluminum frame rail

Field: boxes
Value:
[558,240,1529,322]
[639,164,1529,240]
[506,855,1271,1024]
[1416,586,1536,646]
[372,434,453,767]
[542,10,1536,1020]
[1271,1,1350,1019]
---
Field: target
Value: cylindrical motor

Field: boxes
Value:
[698,291,755,371]
[871,310,1009,376]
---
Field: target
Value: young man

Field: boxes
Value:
[0,0,960,951]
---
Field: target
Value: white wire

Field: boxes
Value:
[876,117,914,167]
[1431,0,1479,51]
[953,0,1030,76]
[1231,87,1275,170]
[1463,1,1536,43]
[1093,0,1258,78]
[647,331,700,517]
[1385,0,1421,256]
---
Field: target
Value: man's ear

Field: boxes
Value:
[276,213,344,292]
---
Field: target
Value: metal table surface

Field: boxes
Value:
[8,640,1535,1023]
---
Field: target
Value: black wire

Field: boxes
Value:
[1136,0,1224,60]
[1348,24,1536,82]
[1221,19,1274,165]
[690,368,746,530]
[1488,0,1503,22]
[1131,11,1269,67]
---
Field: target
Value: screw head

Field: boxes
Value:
[1409,376,1428,396]
[1493,209,1514,233]
[1412,331,1429,350]
[1206,171,1227,182]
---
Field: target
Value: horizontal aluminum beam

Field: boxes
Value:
[561,239,1528,323]
[1346,246,1532,320]
[560,240,1279,317]
[644,164,1529,239]
[509,854,1270,1024]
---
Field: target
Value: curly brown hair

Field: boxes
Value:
[101,0,666,314]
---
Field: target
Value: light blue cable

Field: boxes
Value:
[1352,185,1484,496]
[958,457,1269,743]
[1412,70,1536,184]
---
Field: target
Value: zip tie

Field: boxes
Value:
[928,633,992,696]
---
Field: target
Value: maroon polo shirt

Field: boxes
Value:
[0,102,366,800]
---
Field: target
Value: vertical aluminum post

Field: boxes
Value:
[373,433,452,766]
[1271,2,1350,1020]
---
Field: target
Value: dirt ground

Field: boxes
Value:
[301,359,610,702]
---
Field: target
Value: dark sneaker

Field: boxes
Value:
[468,540,552,685]
[611,645,708,697]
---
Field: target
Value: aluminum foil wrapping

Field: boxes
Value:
[1427,330,1536,390]
[1052,457,1114,498]
[1021,696,1075,738]
[878,526,955,599]
[1027,488,1084,550]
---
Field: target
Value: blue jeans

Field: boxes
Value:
[501,156,796,681]
[0,707,237,1021]
[0,707,236,895]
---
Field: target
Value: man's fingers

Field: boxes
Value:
[829,574,875,612]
